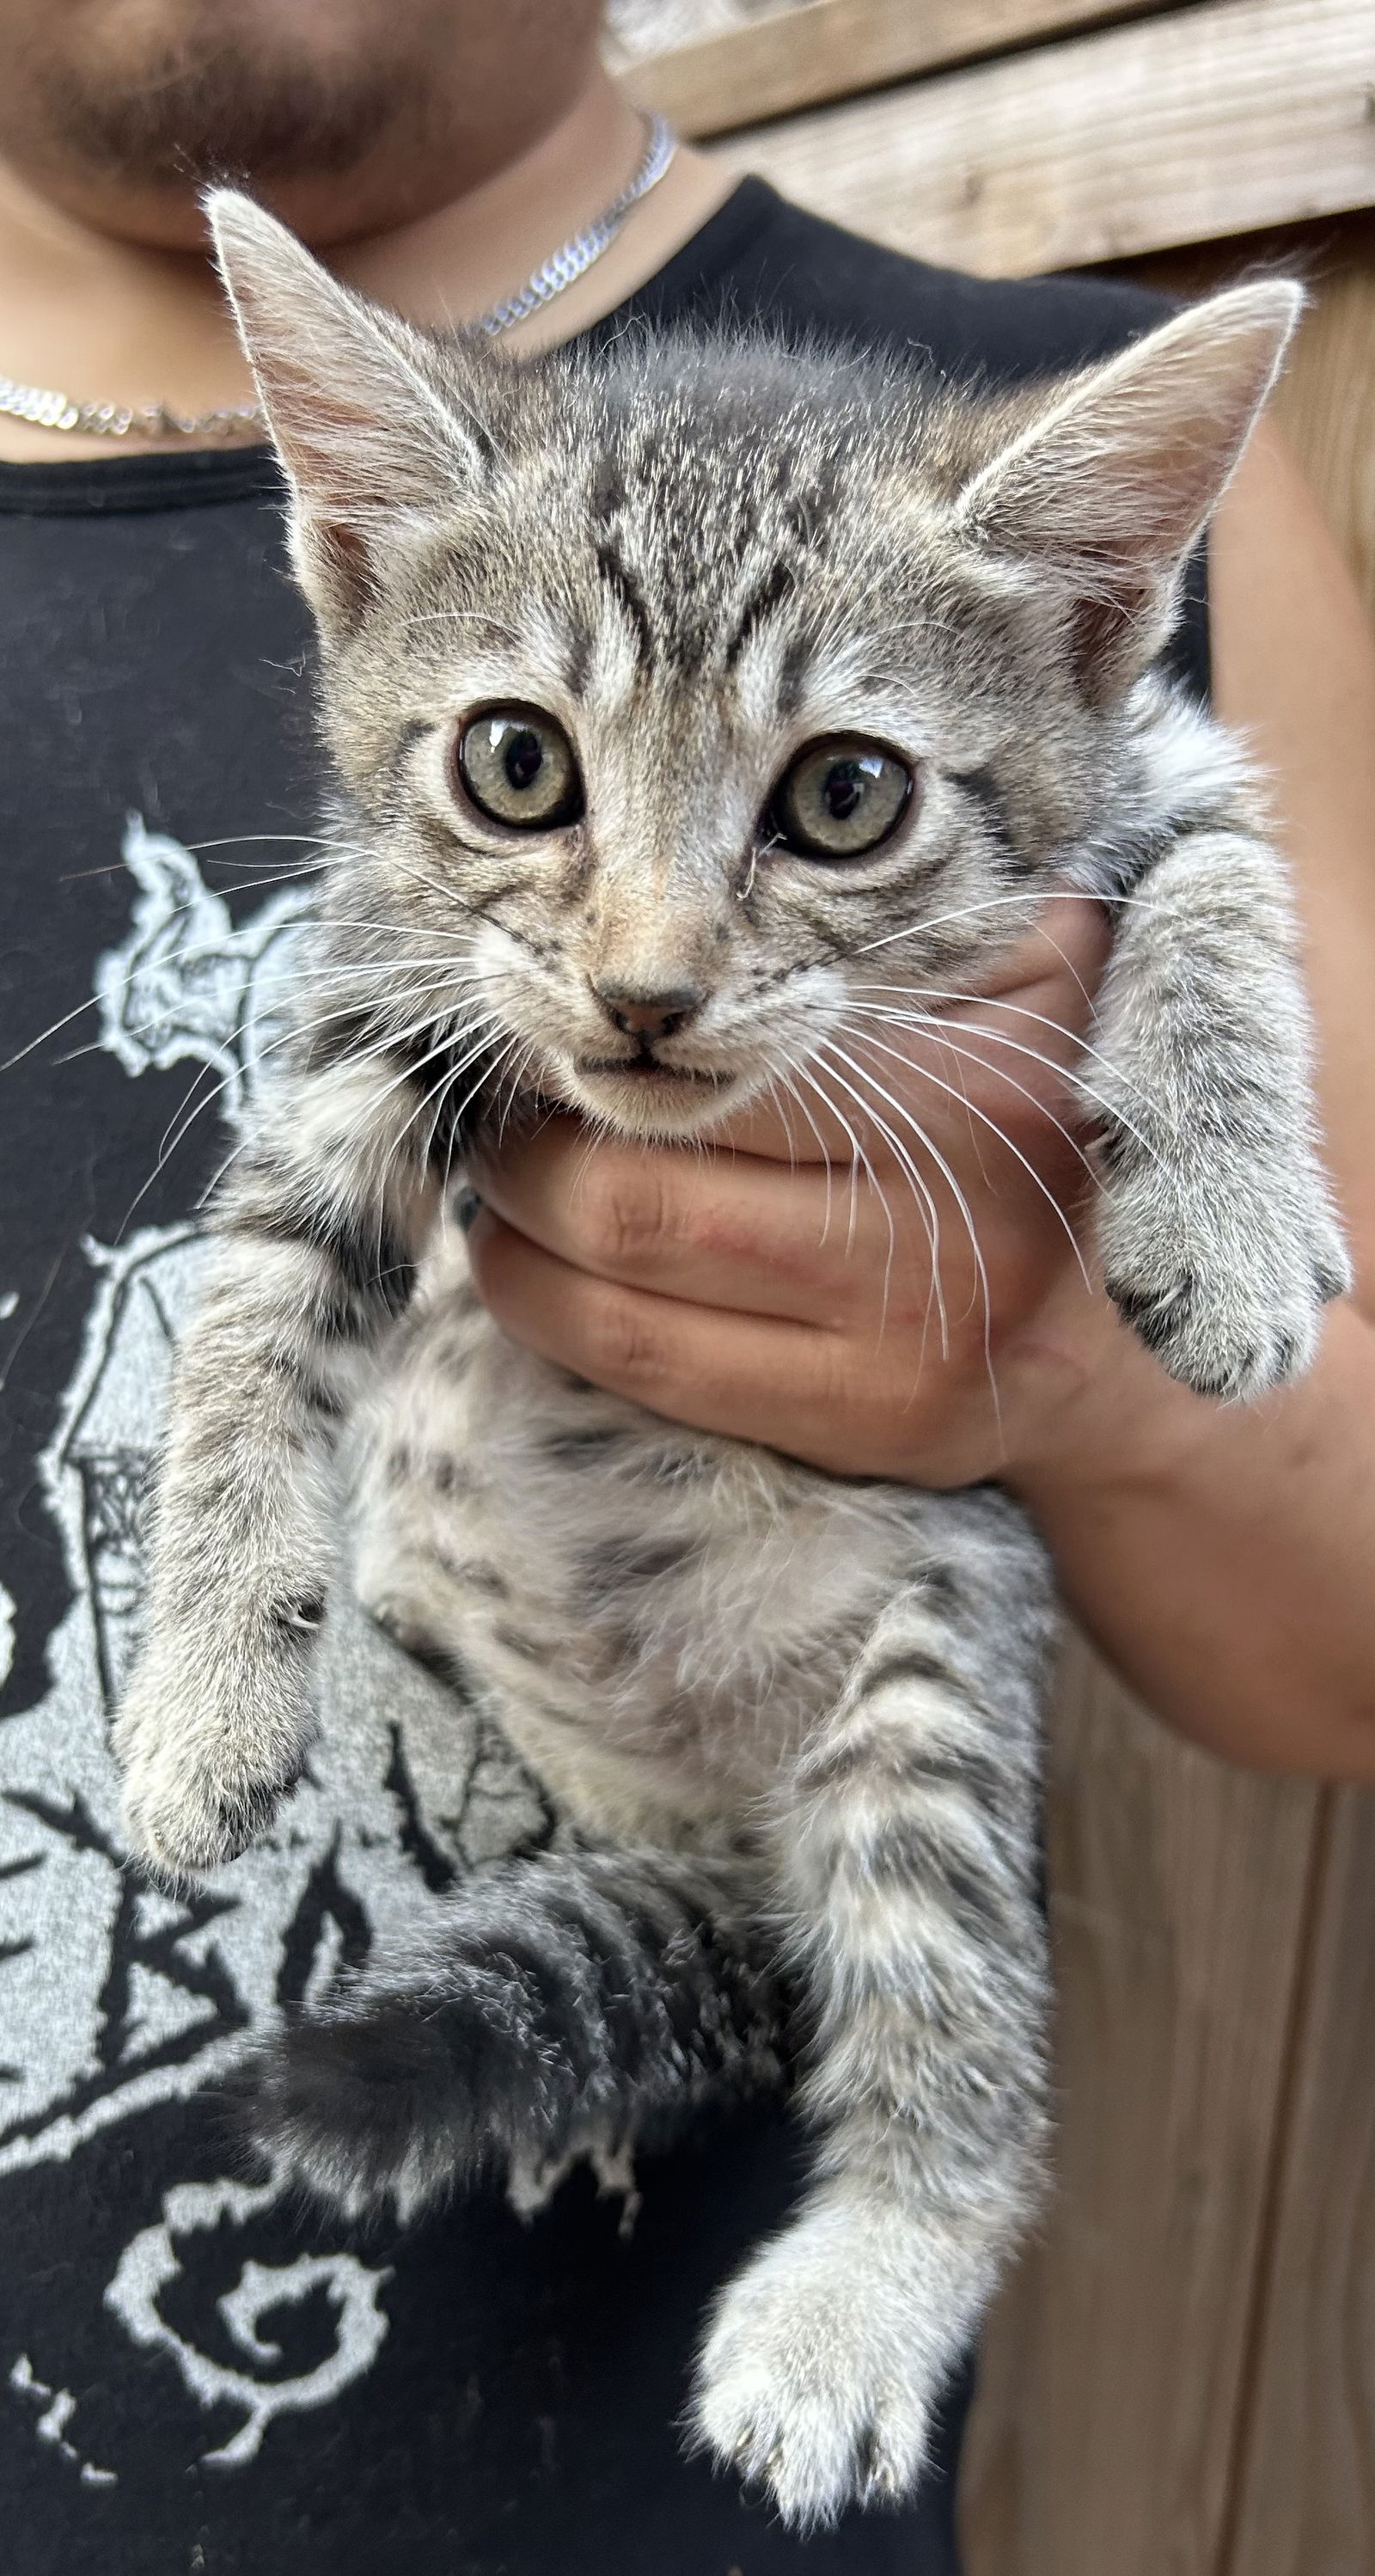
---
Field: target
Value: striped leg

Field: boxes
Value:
[694,1487,1053,2530]
[1091,816,1349,1398]
[113,1052,433,1876]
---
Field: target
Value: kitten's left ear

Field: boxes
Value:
[208,188,494,637]
[955,280,1301,694]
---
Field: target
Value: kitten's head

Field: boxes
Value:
[211,191,1296,1143]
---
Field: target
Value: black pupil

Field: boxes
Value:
[822,760,865,820]
[504,728,544,792]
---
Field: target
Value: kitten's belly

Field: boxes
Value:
[352,1263,911,1844]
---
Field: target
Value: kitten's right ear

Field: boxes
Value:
[207,188,492,636]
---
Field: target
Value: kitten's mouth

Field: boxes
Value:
[572,1054,735,1090]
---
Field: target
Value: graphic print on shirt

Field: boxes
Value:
[0,818,546,2482]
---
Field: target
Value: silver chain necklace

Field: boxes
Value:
[0,114,676,446]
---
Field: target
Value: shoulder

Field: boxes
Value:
[622,177,1176,389]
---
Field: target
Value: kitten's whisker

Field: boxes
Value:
[791,1057,898,1299]
[779,1056,869,1261]
[844,1011,1102,1185]
[433,1030,531,1177]
[1,990,113,1074]
[180,834,337,866]
[59,979,461,1078]
[800,1050,952,1360]
[857,977,1158,1109]
[759,1078,805,1174]
[816,1039,1003,1427]
[859,980,1128,1072]
[376,1014,510,1204]
[850,881,1158,964]
[758,1044,841,1243]
[850,1004,1164,1166]
[356,1016,497,1125]
[827,1031,1094,1300]
[117,996,476,1231]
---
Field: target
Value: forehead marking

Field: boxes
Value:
[721,557,798,676]
[595,534,655,671]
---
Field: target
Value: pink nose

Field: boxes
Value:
[590,980,705,1043]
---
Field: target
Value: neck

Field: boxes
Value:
[0,70,733,462]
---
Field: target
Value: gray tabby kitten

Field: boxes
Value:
[113,192,1348,2528]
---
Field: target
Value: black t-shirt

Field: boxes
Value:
[0,178,1196,2576]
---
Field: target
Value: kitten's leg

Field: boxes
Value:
[1089,797,1350,1398]
[694,1487,1051,2531]
[113,1052,434,1876]
[242,1842,785,2219]
[349,1260,492,1664]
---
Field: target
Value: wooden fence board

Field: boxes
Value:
[701,0,1375,277]
[617,0,1193,140]
[962,217,1375,2576]
[1264,223,1375,619]
[1220,1787,1375,2576]
[958,1638,1322,2576]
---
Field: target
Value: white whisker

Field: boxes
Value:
[802,1049,953,1363]
[826,1031,1092,1300]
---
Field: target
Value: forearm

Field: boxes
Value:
[1011,1299,1375,1776]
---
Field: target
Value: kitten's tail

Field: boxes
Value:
[240,1845,785,2223]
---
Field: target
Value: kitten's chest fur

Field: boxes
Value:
[351,1229,915,1845]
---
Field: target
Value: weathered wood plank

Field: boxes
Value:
[1265,224,1375,620]
[1220,1787,1375,2575]
[1129,215,1375,615]
[617,0,1190,140]
[960,1637,1322,2576]
[703,0,1375,278]
[960,211,1375,2576]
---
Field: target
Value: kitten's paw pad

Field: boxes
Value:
[693,2244,930,2530]
[1102,1192,1350,1402]
[1106,1259,1320,1400]
[114,1684,313,1878]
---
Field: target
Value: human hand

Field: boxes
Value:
[465,896,1158,1487]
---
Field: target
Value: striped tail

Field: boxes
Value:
[241,1844,785,2222]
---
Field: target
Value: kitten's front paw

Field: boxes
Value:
[1100,1168,1351,1402]
[114,1661,316,1879]
[692,2221,934,2530]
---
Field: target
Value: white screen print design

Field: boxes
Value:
[0,818,545,2473]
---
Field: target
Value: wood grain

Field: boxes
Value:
[961,220,1375,2576]
[617,0,1189,139]
[1125,212,1375,617]
[703,0,1375,277]
[959,1636,1322,2576]
[1220,1786,1375,2575]
[1248,228,1375,619]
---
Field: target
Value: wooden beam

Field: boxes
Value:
[700,0,1375,278]
[960,1642,1323,2576]
[617,0,1192,140]
[1219,1785,1375,2576]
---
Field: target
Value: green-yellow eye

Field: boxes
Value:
[456,705,584,829]
[770,736,914,860]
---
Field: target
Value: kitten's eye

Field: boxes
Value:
[769,736,914,860]
[455,705,584,829]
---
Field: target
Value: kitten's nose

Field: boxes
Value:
[590,978,705,1043]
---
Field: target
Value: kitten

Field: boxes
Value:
[113,192,1348,2529]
